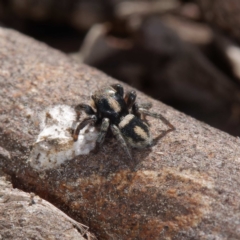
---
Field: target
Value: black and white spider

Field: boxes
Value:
[72,84,175,159]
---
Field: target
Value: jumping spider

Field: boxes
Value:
[72,84,175,159]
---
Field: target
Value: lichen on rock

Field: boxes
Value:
[28,105,98,170]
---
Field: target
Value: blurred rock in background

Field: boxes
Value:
[198,0,240,43]
[1,0,240,136]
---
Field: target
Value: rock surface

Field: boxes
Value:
[0,172,93,240]
[1,27,240,239]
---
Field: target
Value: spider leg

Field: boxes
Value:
[75,103,95,117]
[110,124,132,160]
[138,102,152,110]
[111,84,124,97]
[132,103,175,130]
[72,115,97,141]
[96,118,110,146]
[135,102,153,122]
[141,108,175,130]
[124,90,136,110]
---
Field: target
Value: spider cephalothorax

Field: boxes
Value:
[72,84,175,159]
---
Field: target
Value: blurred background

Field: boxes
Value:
[1,0,240,136]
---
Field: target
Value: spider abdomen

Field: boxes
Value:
[119,114,152,148]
